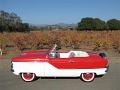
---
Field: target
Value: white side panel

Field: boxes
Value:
[44,63,107,76]
[12,62,45,76]
[12,62,107,77]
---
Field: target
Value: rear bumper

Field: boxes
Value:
[105,65,109,73]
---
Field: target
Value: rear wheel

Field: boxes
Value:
[81,73,95,82]
[21,73,36,82]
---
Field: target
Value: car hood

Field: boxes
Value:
[21,49,49,55]
[12,53,48,62]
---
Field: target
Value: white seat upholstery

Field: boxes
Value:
[59,53,70,58]
[69,51,89,57]
[59,51,89,58]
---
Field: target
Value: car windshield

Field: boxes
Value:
[48,44,57,58]
[50,44,57,53]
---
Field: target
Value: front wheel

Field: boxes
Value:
[21,73,36,82]
[81,73,95,82]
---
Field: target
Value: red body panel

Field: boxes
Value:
[12,53,48,62]
[21,49,49,55]
[49,56,108,69]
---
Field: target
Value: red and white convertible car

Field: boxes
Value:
[11,45,109,82]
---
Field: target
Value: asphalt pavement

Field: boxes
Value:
[0,57,120,90]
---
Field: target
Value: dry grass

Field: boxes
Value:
[0,30,120,53]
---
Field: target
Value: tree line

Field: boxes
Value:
[0,10,120,32]
[0,10,30,32]
[77,17,120,30]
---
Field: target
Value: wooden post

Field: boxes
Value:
[0,48,2,55]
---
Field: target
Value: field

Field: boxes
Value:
[0,30,120,55]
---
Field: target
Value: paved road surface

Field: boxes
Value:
[0,57,120,90]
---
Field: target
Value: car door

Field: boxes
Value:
[49,57,82,69]
[68,57,96,69]
[49,57,69,69]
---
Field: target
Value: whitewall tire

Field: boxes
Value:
[21,73,36,82]
[81,73,95,82]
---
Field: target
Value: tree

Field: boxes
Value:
[78,17,95,30]
[78,17,107,30]
[0,10,30,32]
[22,23,30,32]
[107,19,120,30]
[94,18,107,30]
[0,17,3,32]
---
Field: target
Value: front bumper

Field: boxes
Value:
[11,63,14,72]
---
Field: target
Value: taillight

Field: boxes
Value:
[99,53,107,58]
[99,53,109,68]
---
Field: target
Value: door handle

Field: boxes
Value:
[69,60,75,63]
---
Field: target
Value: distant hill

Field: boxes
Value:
[32,23,77,28]
[55,23,77,27]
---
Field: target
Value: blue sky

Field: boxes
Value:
[0,0,120,24]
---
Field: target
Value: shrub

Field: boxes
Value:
[1,31,120,53]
